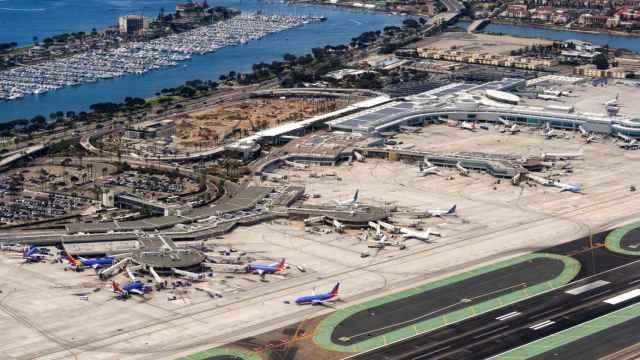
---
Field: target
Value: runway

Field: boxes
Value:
[331,257,566,346]
[348,256,640,360]
[499,302,640,359]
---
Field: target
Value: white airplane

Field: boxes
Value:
[418,162,441,176]
[368,235,403,250]
[554,181,582,193]
[526,173,553,186]
[585,134,599,144]
[400,227,440,242]
[353,151,365,162]
[332,219,345,232]
[172,268,209,282]
[456,162,470,177]
[527,174,582,193]
[544,128,557,139]
[507,124,520,134]
[460,121,477,131]
[335,190,360,207]
[426,204,457,217]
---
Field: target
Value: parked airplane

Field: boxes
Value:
[295,283,340,305]
[353,151,365,162]
[428,205,457,217]
[22,246,48,263]
[585,134,599,144]
[368,235,405,250]
[555,181,583,193]
[460,121,477,131]
[400,227,440,242]
[66,254,115,270]
[335,190,359,207]
[112,280,152,300]
[1,243,24,253]
[247,258,286,277]
[332,219,345,232]
[507,124,520,134]
[418,162,441,176]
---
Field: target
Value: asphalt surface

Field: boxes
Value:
[529,316,640,360]
[331,257,565,345]
[620,228,640,253]
[349,254,640,360]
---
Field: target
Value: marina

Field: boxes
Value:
[0,0,403,121]
[0,14,313,100]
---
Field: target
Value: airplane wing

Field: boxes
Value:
[129,289,144,295]
[257,269,265,276]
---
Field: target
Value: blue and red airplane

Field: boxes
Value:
[22,245,48,263]
[295,283,340,305]
[247,258,286,277]
[112,280,152,300]
[66,254,115,270]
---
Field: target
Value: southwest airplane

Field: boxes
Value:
[295,283,340,305]
[247,258,286,277]
[66,254,115,270]
[112,280,152,300]
[22,246,48,263]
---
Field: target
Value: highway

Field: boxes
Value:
[348,258,640,360]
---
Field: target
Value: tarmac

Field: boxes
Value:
[5,125,640,360]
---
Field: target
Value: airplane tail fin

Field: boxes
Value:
[276,258,286,272]
[330,282,340,297]
[353,190,359,202]
[22,245,30,258]
[66,254,80,266]
[448,205,457,214]
[111,281,122,293]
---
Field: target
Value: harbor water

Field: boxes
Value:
[458,21,640,53]
[0,0,403,121]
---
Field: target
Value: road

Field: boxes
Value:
[348,258,640,360]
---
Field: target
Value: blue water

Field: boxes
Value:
[458,21,640,53]
[0,0,403,121]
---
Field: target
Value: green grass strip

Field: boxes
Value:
[605,221,640,256]
[491,301,640,359]
[175,347,262,360]
[314,253,581,353]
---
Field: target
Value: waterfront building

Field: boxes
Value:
[573,64,630,79]
[118,15,146,35]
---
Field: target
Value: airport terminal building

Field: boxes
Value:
[326,78,640,137]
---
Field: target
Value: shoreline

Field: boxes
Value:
[486,18,640,38]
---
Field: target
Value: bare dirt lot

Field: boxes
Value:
[415,31,553,55]
[173,98,349,149]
